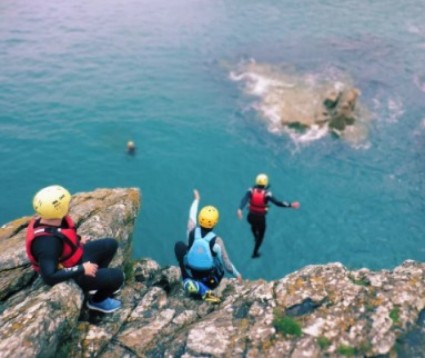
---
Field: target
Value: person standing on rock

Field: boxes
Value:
[237,173,300,258]
[25,185,124,313]
[174,189,242,303]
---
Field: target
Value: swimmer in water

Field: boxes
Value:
[127,140,136,155]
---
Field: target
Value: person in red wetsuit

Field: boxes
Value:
[26,185,124,313]
[237,174,300,258]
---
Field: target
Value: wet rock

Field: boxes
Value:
[328,88,360,133]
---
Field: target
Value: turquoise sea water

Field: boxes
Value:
[1,0,424,280]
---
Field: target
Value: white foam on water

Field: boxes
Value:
[370,95,404,123]
[287,124,329,144]
[257,103,281,126]
[413,118,425,137]
[406,22,425,37]
[334,81,346,92]
[372,98,381,110]
[413,74,425,92]
[352,141,371,150]
[387,97,404,123]
[230,69,294,97]
[229,61,371,148]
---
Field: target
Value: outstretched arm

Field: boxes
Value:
[214,237,242,281]
[267,192,300,209]
[186,189,200,238]
[237,190,251,219]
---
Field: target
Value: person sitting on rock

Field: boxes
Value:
[174,189,242,303]
[25,185,124,313]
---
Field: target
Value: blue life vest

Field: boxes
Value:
[186,228,216,270]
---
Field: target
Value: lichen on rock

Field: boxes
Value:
[1,188,425,357]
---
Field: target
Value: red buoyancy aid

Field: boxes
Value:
[249,188,268,214]
[26,215,84,272]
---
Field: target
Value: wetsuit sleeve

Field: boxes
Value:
[188,229,195,247]
[238,189,252,210]
[187,198,199,239]
[266,191,291,208]
[31,235,84,286]
[213,237,240,277]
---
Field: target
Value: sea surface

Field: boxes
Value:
[1,0,424,280]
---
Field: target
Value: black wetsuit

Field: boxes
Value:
[239,185,291,257]
[31,223,123,302]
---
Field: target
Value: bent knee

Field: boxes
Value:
[103,238,118,253]
[174,241,187,257]
[110,268,124,287]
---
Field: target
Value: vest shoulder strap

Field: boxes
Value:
[36,227,79,261]
[194,227,216,242]
[194,227,217,255]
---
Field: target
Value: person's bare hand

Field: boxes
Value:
[83,261,98,277]
[237,274,243,283]
[291,201,300,209]
[80,235,91,245]
[193,189,200,200]
[237,209,243,220]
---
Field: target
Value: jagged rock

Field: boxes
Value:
[273,85,362,135]
[96,259,425,358]
[0,188,140,358]
[0,280,83,357]
[281,86,361,133]
[327,88,360,133]
[1,188,425,358]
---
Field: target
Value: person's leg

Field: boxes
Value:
[259,217,266,243]
[76,238,124,305]
[202,261,224,289]
[183,278,209,298]
[196,280,210,296]
[250,225,260,240]
[252,236,263,257]
[198,275,221,303]
[247,213,258,240]
[75,267,124,302]
[82,238,118,268]
[174,241,190,280]
[251,215,266,258]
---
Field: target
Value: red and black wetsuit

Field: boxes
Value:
[238,185,291,257]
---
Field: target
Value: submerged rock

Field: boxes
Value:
[231,61,370,144]
[324,88,360,132]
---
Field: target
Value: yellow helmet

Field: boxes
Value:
[255,173,269,186]
[32,185,71,219]
[198,206,219,229]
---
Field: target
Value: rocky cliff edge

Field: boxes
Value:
[1,188,424,357]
